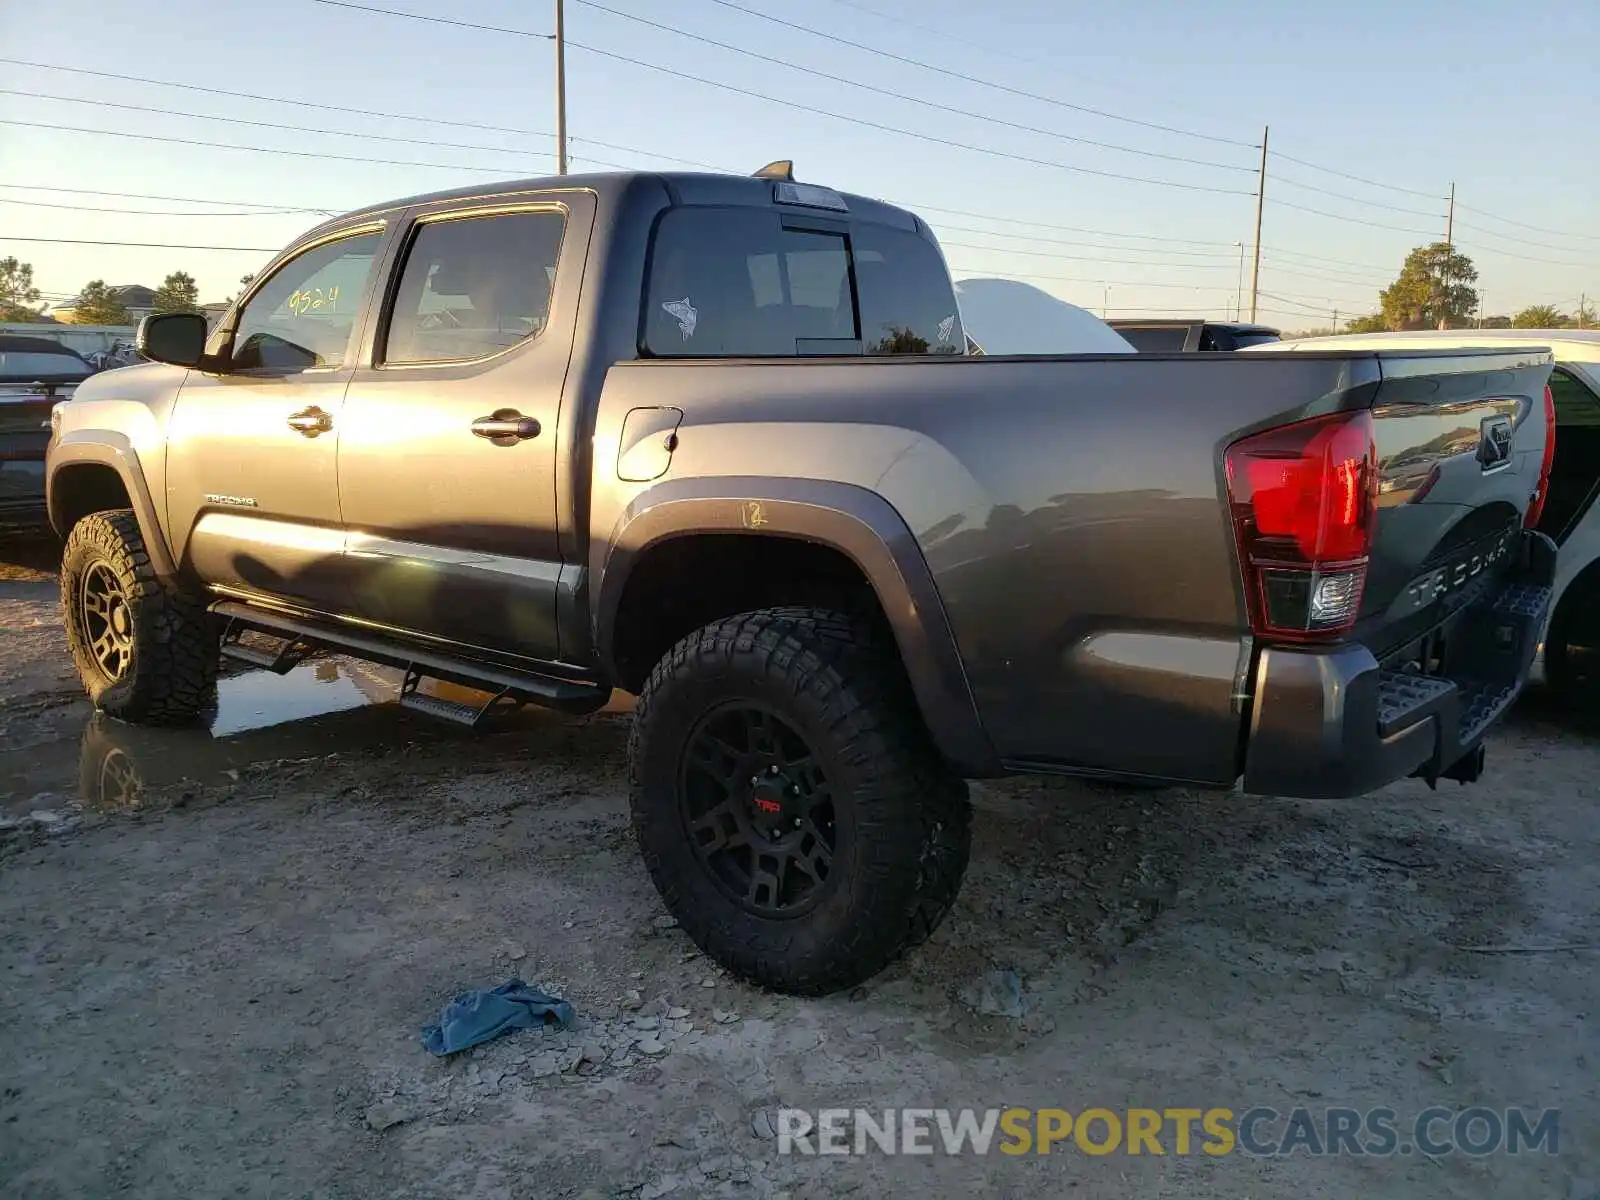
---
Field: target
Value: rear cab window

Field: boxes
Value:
[642,205,964,358]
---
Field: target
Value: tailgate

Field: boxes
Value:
[0,384,65,460]
[1356,348,1554,656]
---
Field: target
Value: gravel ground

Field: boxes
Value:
[1,530,1596,1199]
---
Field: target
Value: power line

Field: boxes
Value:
[0,61,716,174]
[568,0,1250,172]
[1453,220,1600,258]
[0,118,559,176]
[0,58,555,141]
[818,0,1252,139]
[314,0,1254,195]
[0,196,318,218]
[694,0,1258,149]
[932,222,1239,260]
[0,88,557,161]
[0,183,330,212]
[1271,198,1443,236]
[1259,243,1397,274]
[883,202,1240,249]
[1451,239,1594,271]
[1256,291,1348,318]
[1,237,280,252]
[941,240,1234,269]
[1266,150,1444,201]
[1267,173,1447,218]
[1454,203,1600,243]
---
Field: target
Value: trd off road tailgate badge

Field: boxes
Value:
[662,297,698,341]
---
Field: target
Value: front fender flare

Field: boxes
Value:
[595,475,999,776]
[47,432,176,578]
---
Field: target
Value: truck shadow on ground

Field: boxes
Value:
[54,657,1534,1047]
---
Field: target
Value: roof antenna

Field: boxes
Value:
[752,160,794,181]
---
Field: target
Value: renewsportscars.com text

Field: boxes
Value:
[776,1106,1560,1157]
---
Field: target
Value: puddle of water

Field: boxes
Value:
[3,655,634,821]
[209,657,397,737]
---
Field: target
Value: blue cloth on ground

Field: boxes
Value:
[421,978,576,1056]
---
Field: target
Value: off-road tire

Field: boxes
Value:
[629,606,971,995]
[61,510,219,725]
[1544,582,1600,712]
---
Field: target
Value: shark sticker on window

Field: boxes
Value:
[937,314,956,343]
[662,296,698,341]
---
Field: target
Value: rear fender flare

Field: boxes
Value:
[47,433,176,578]
[595,475,998,776]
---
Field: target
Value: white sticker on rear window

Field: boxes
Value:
[937,314,955,343]
[662,296,698,341]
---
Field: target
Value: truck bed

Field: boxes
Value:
[591,345,1553,787]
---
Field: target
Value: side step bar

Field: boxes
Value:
[210,601,612,722]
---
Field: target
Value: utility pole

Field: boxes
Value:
[1233,241,1245,322]
[1249,125,1267,324]
[1581,293,1589,329]
[1332,308,1339,334]
[1102,284,1110,319]
[1435,182,1455,330]
[554,0,568,175]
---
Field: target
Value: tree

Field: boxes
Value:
[71,280,131,325]
[1513,305,1567,329]
[223,273,256,306]
[152,270,200,315]
[0,256,45,322]
[1378,243,1479,331]
[1343,313,1387,334]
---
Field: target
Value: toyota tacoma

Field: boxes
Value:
[46,164,1557,993]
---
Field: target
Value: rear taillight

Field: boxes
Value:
[1225,409,1379,640]
[1524,384,1556,529]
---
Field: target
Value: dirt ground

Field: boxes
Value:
[2,530,1596,1199]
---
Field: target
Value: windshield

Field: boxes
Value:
[0,348,92,380]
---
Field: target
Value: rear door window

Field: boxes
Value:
[643,206,963,357]
[383,209,566,365]
[645,208,854,356]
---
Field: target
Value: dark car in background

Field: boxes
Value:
[1,336,93,525]
[1111,319,1281,352]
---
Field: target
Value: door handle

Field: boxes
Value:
[287,406,333,437]
[472,409,541,444]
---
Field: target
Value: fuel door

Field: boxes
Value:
[617,406,684,482]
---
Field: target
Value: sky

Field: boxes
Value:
[1,0,1595,329]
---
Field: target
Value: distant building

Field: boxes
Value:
[52,285,158,324]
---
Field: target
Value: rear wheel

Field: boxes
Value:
[629,606,971,995]
[61,510,219,725]
[1545,598,1600,712]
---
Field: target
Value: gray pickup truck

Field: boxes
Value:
[46,165,1557,993]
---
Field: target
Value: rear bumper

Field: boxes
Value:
[1242,530,1556,799]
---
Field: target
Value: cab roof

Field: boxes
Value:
[319,170,924,235]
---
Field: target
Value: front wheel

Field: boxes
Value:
[629,606,971,995]
[61,510,220,725]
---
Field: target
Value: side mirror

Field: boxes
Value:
[136,312,211,368]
